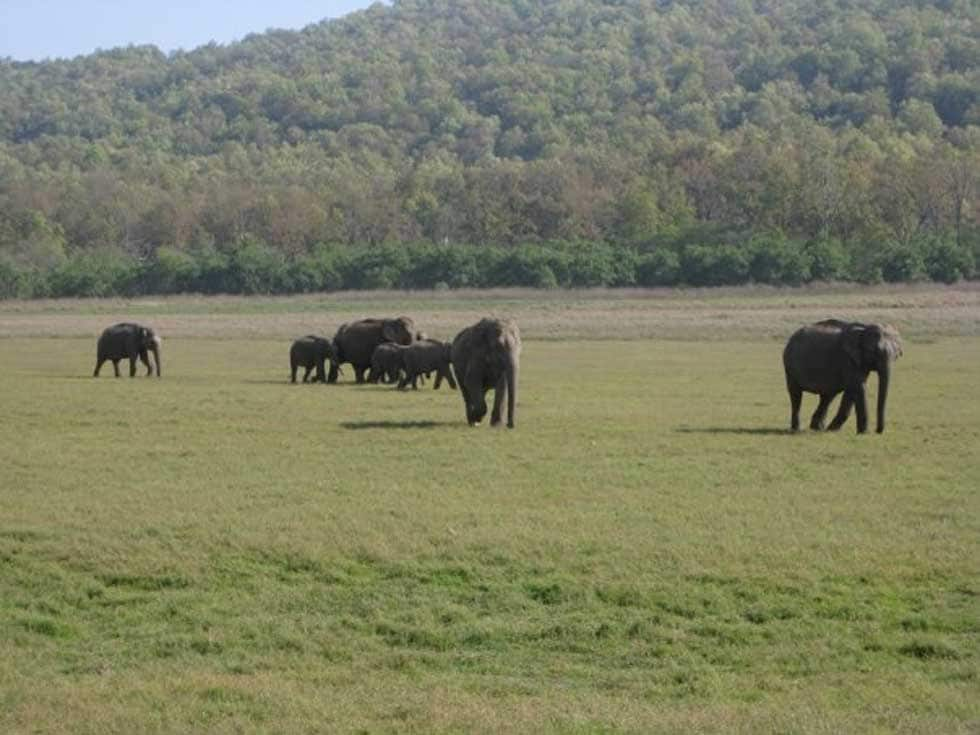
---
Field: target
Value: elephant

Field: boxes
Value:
[290,335,335,383]
[93,322,161,378]
[398,339,457,391]
[783,319,903,434]
[451,318,520,428]
[328,317,416,383]
[368,342,406,385]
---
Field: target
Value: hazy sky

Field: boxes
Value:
[1,1,379,61]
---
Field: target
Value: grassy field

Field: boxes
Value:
[1,287,978,733]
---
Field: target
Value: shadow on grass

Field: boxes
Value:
[675,426,792,436]
[340,420,457,430]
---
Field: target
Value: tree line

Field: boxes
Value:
[1,0,977,297]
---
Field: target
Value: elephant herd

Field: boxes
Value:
[94,316,522,429]
[94,316,903,434]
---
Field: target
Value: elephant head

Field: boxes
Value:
[383,317,416,345]
[841,323,902,433]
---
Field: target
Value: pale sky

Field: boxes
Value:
[0,1,380,61]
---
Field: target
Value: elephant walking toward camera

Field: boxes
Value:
[451,318,520,427]
[783,319,903,434]
[328,317,416,384]
[94,323,162,378]
[398,339,456,390]
[290,335,335,383]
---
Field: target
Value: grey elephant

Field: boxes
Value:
[368,342,405,384]
[783,319,903,434]
[93,322,162,378]
[290,335,335,383]
[451,318,520,428]
[398,339,457,390]
[328,317,416,383]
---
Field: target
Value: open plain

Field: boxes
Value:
[1,285,978,733]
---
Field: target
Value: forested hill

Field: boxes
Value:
[1,0,978,297]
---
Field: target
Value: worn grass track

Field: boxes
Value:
[1,289,978,733]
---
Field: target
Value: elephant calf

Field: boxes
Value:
[398,339,457,390]
[783,319,903,434]
[451,318,521,428]
[94,322,161,378]
[290,335,335,383]
[369,343,405,384]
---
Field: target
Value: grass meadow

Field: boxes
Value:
[1,286,978,733]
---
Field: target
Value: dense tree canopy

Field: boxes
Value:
[1,0,978,296]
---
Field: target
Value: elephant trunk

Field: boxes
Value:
[875,361,890,433]
[150,338,161,377]
[505,356,517,428]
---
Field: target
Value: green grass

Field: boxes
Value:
[1,298,978,732]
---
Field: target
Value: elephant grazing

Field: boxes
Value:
[94,323,162,378]
[398,339,456,391]
[328,317,416,384]
[290,335,335,383]
[783,319,903,434]
[451,318,520,428]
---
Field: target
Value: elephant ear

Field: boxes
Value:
[382,321,400,343]
[876,323,903,361]
[841,325,866,367]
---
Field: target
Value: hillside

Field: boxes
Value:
[1,0,978,296]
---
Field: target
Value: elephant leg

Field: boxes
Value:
[490,376,506,426]
[810,395,833,430]
[302,366,313,383]
[139,350,152,376]
[853,383,869,434]
[327,362,340,383]
[94,358,105,377]
[290,364,298,383]
[827,392,854,431]
[129,356,138,377]
[786,378,803,432]
[445,368,457,390]
[354,366,366,383]
[434,370,443,390]
[112,360,121,377]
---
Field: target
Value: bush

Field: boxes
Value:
[399,243,481,288]
[679,243,751,286]
[805,238,849,281]
[922,235,975,283]
[747,234,812,285]
[343,245,411,290]
[564,241,636,287]
[287,245,347,292]
[635,249,680,286]
[48,248,141,297]
[143,247,200,294]
[879,242,927,283]
[228,240,288,294]
[484,246,570,288]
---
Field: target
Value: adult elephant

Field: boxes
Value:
[451,318,520,428]
[327,317,416,384]
[783,319,903,434]
[290,335,335,383]
[94,323,161,378]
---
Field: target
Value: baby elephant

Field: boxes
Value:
[94,322,161,378]
[398,339,457,390]
[290,335,335,383]
[368,343,405,385]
